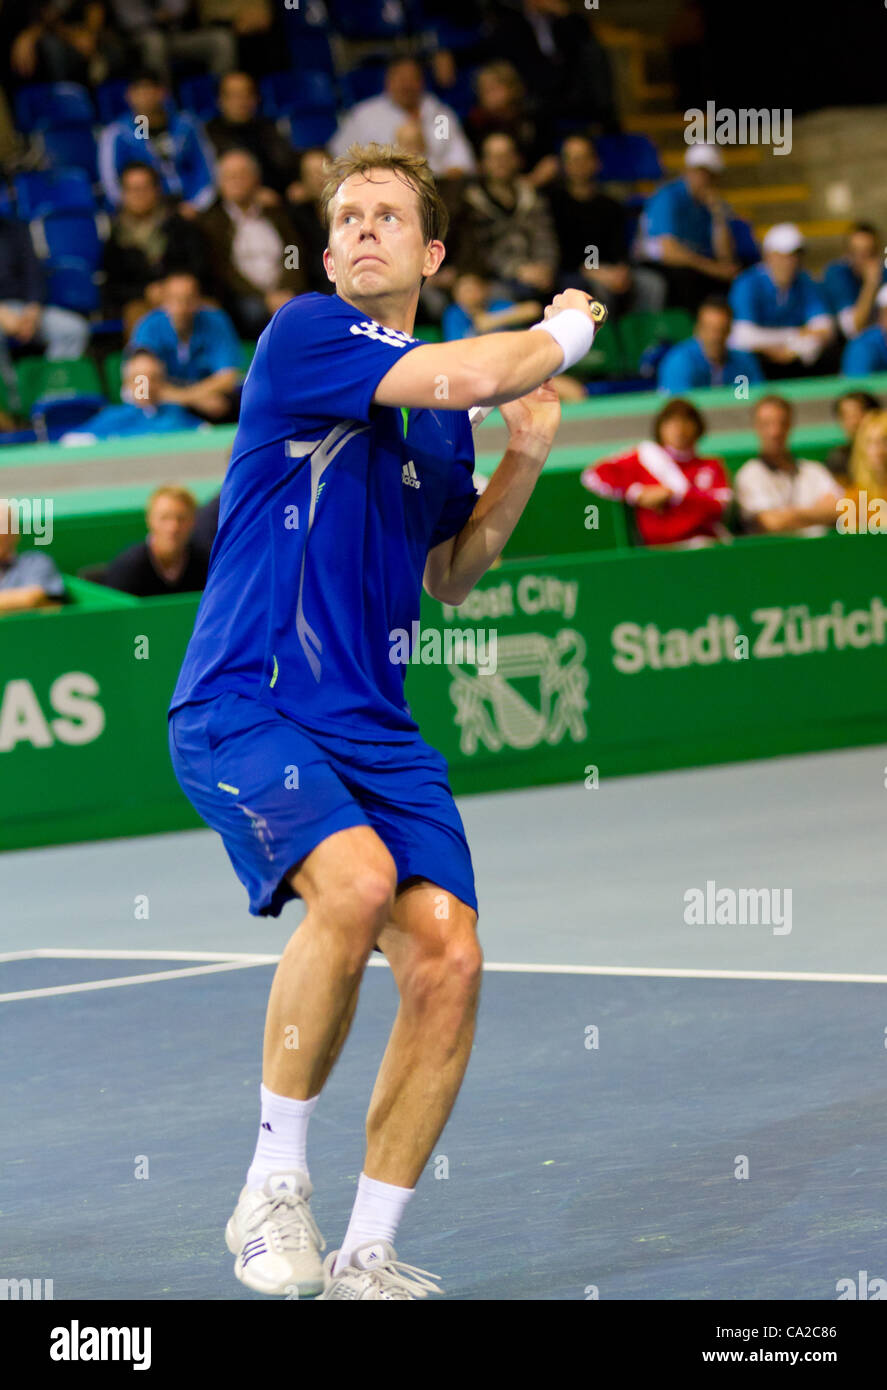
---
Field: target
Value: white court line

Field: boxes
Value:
[2,950,886,1003]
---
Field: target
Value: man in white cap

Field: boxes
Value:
[634,143,739,312]
[842,283,887,376]
[728,222,835,376]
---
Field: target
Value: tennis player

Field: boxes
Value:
[168,141,604,1300]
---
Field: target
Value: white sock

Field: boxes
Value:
[333,1172,415,1275]
[245,1084,319,1189]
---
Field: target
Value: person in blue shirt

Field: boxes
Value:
[60,351,206,444]
[728,223,836,377]
[842,284,887,376]
[636,144,739,312]
[442,272,541,340]
[129,272,243,421]
[168,143,605,1301]
[0,503,66,614]
[98,68,218,214]
[824,222,887,341]
[658,296,764,392]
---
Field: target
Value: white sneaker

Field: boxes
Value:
[225,1171,325,1296]
[315,1240,443,1300]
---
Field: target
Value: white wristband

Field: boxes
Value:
[530,308,598,373]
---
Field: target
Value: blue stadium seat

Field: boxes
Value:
[332,0,410,40]
[41,128,100,183]
[94,79,131,125]
[15,171,96,219]
[338,64,389,108]
[46,263,101,314]
[286,28,336,75]
[14,82,95,131]
[281,0,330,28]
[595,134,663,182]
[33,211,103,270]
[0,184,15,218]
[417,10,479,51]
[30,393,107,441]
[178,75,219,122]
[261,70,337,118]
[287,112,338,148]
[0,430,39,446]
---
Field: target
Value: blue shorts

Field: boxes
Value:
[168,691,478,919]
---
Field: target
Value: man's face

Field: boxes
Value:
[386,62,423,111]
[837,396,867,439]
[482,134,519,182]
[127,79,165,116]
[148,496,194,556]
[848,230,879,273]
[685,166,717,201]
[765,249,800,289]
[756,403,792,452]
[121,168,160,216]
[219,74,257,123]
[562,137,598,183]
[697,305,731,356]
[219,152,259,205]
[124,354,164,406]
[477,71,512,114]
[301,150,329,201]
[162,276,200,328]
[324,169,442,301]
[660,412,700,453]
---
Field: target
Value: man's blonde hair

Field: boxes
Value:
[320,142,450,246]
[147,485,198,518]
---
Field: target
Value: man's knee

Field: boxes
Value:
[401,916,483,1013]
[292,839,397,963]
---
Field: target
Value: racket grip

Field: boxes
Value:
[469,404,493,431]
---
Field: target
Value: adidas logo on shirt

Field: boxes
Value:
[402,459,421,489]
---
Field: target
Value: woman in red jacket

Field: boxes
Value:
[581,397,734,546]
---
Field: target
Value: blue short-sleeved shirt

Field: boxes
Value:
[76,402,204,439]
[0,549,66,596]
[842,325,887,376]
[169,291,479,740]
[824,259,887,317]
[657,335,764,391]
[641,178,715,259]
[130,307,242,383]
[729,264,831,330]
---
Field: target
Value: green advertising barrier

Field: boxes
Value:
[1,533,885,853]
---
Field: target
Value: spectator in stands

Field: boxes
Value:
[825,390,879,479]
[728,224,836,378]
[442,272,541,339]
[328,57,477,180]
[635,145,739,313]
[0,214,90,360]
[0,503,66,614]
[98,67,218,215]
[580,397,733,547]
[198,149,305,337]
[103,161,206,339]
[449,131,558,302]
[658,296,763,392]
[287,148,334,296]
[846,408,887,517]
[734,396,843,536]
[60,349,205,443]
[824,222,887,340]
[103,483,209,597]
[842,285,887,377]
[464,61,558,189]
[104,0,235,85]
[128,271,242,421]
[10,1,124,85]
[204,71,301,200]
[548,133,663,318]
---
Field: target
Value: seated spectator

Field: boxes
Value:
[824,222,887,340]
[329,57,477,181]
[0,214,90,362]
[204,70,301,200]
[128,272,242,422]
[98,67,218,215]
[824,390,879,479]
[846,408,887,517]
[728,224,836,378]
[464,62,559,189]
[0,503,66,614]
[103,484,209,597]
[548,133,664,318]
[635,145,739,313]
[103,161,206,339]
[104,0,235,85]
[10,1,126,85]
[658,297,763,392]
[198,149,306,338]
[734,396,843,536]
[287,148,334,296]
[842,285,887,377]
[449,132,558,303]
[442,273,541,340]
[580,397,733,547]
[60,350,205,443]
